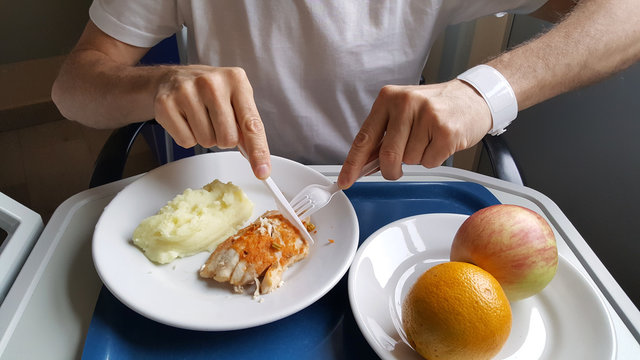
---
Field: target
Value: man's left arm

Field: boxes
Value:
[490,0,640,111]
[338,0,640,189]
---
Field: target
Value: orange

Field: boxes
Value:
[402,262,512,360]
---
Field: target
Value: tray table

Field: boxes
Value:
[0,192,43,305]
[0,166,638,359]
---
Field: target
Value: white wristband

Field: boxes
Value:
[456,65,518,136]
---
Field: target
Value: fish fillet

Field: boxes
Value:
[199,210,309,295]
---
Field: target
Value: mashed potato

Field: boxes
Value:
[132,179,254,264]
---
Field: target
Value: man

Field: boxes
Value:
[52,0,639,188]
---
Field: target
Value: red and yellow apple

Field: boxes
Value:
[450,204,558,301]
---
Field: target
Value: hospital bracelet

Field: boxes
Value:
[456,65,518,136]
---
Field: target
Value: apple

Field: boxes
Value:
[450,204,558,301]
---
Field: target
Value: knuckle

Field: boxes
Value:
[434,122,454,138]
[194,73,215,89]
[378,85,415,110]
[154,93,171,109]
[216,133,238,149]
[227,67,248,81]
[247,147,270,161]
[341,156,360,169]
[352,130,375,149]
[171,80,192,96]
[439,121,463,141]
[378,85,397,98]
[195,74,222,96]
[418,96,436,113]
[340,157,362,176]
[241,114,265,135]
[394,89,413,104]
[379,148,402,163]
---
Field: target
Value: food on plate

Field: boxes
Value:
[450,204,558,301]
[305,222,316,232]
[199,210,309,295]
[132,179,253,264]
[402,262,512,360]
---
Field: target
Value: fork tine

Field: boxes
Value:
[291,198,310,212]
[297,208,313,219]
[294,202,314,217]
[290,185,313,203]
[291,195,308,207]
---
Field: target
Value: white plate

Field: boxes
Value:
[348,213,616,360]
[93,152,359,331]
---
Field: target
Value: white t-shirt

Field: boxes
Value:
[89,0,546,164]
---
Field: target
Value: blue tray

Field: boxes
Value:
[82,181,499,359]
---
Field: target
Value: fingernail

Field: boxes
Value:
[336,176,351,190]
[255,164,270,179]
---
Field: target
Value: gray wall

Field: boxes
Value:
[484,15,639,307]
[0,0,90,64]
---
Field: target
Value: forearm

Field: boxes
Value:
[52,50,170,128]
[488,0,640,110]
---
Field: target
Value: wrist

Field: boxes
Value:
[456,65,518,136]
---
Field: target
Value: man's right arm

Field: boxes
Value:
[52,21,160,129]
[52,21,272,179]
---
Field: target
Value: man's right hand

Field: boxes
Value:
[52,21,271,179]
[154,65,271,179]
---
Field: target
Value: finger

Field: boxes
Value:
[230,70,271,179]
[155,94,197,148]
[377,100,414,181]
[176,84,218,148]
[197,75,238,149]
[402,111,431,165]
[337,91,390,189]
[420,133,455,168]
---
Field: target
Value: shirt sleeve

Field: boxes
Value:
[89,0,182,48]
[449,0,549,25]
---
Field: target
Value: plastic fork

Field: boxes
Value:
[290,158,380,219]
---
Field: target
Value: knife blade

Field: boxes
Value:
[262,177,314,245]
[237,146,314,245]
